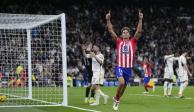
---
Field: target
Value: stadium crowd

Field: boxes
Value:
[0,0,194,86]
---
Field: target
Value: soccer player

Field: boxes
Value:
[81,42,95,104]
[138,56,155,94]
[8,65,24,87]
[90,45,109,106]
[175,52,192,98]
[106,10,143,110]
[163,49,177,97]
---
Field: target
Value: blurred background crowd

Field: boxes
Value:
[0,0,194,86]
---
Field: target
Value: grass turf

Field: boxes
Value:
[0,86,194,112]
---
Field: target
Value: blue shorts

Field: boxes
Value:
[115,66,132,85]
[144,77,150,85]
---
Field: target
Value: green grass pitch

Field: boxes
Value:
[0,86,194,112]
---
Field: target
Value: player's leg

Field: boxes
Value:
[119,69,131,97]
[119,67,132,98]
[113,67,125,110]
[178,80,188,98]
[85,71,95,103]
[89,71,95,103]
[119,85,127,98]
[167,73,174,96]
[163,79,169,96]
[99,73,109,104]
[90,84,100,106]
[113,67,131,111]
[85,85,91,103]
[143,77,150,93]
[167,79,173,96]
[90,71,109,106]
[114,77,125,101]
[113,77,124,110]
[178,75,189,98]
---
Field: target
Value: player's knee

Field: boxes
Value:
[119,81,125,86]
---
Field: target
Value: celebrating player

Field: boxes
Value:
[106,10,143,110]
[82,42,96,104]
[163,49,177,97]
[90,45,109,106]
[175,52,192,98]
[138,56,155,94]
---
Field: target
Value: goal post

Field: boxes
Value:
[0,13,67,107]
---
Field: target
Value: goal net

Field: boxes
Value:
[0,13,67,107]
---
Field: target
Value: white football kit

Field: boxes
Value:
[176,55,188,82]
[164,55,176,79]
[91,53,105,85]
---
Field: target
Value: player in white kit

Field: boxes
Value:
[163,49,177,97]
[90,45,109,106]
[175,52,192,98]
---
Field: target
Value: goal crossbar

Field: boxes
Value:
[0,13,63,29]
[0,13,67,107]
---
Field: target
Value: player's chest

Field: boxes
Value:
[119,42,132,54]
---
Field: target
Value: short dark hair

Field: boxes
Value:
[121,27,130,33]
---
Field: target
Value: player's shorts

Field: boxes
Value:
[115,66,132,85]
[91,71,104,85]
[178,74,188,82]
[144,76,150,85]
[164,72,174,80]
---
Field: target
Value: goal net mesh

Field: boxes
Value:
[0,13,65,106]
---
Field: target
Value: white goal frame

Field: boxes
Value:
[0,13,67,107]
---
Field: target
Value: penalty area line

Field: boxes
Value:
[129,93,193,100]
[68,105,101,112]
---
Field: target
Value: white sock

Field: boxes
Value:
[99,89,106,97]
[164,81,168,95]
[168,82,173,95]
[179,83,184,95]
[95,90,100,103]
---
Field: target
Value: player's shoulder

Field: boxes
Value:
[116,36,122,41]
[130,36,138,42]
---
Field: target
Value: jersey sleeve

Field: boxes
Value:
[131,37,138,45]
[97,54,104,64]
[164,54,174,60]
[181,56,187,65]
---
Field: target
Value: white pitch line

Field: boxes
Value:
[0,105,101,112]
[68,105,101,112]
[129,93,193,100]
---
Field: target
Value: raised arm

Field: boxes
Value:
[106,11,117,41]
[134,10,143,40]
[91,52,104,65]
[164,54,174,60]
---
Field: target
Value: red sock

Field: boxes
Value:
[115,92,120,101]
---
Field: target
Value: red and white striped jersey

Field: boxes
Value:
[115,37,138,68]
[143,63,151,77]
